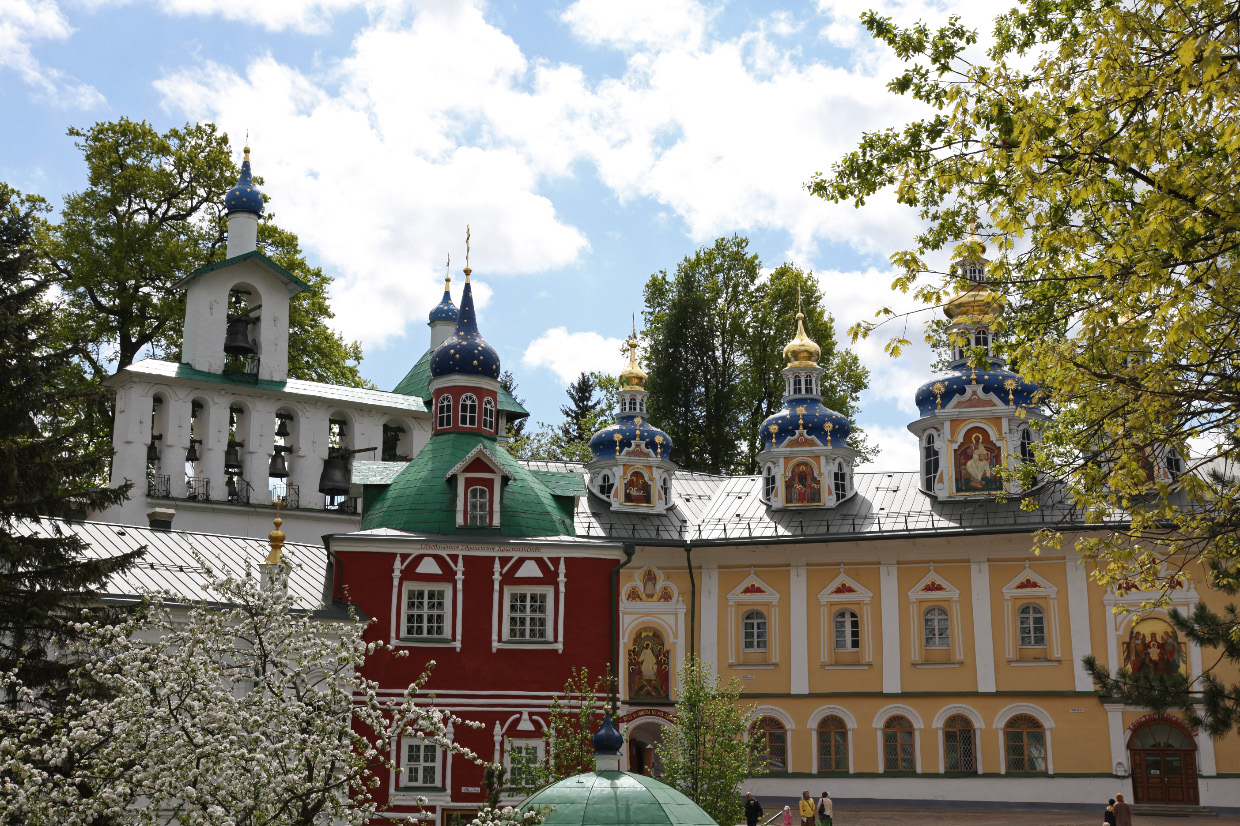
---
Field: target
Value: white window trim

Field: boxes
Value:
[400,581,453,642]
[459,393,478,428]
[726,571,781,665]
[389,554,464,652]
[923,605,951,649]
[1000,566,1061,660]
[993,703,1055,776]
[501,584,555,645]
[482,397,496,432]
[467,485,490,527]
[833,609,861,652]
[1017,604,1047,648]
[741,609,768,652]
[504,737,546,793]
[907,568,962,662]
[399,737,443,789]
[436,394,452,429]
[818,572,874,665]
[456,474,503,528]
[933,704,986,775]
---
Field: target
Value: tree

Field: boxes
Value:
[0,554,483,825]
[507,667,607,795]
[559,373,601,444]
[506,373,617,464]
[811,0,1240,727]
[41,118,368,386]
[499,371,527,438]
[655,657,764,826]
[643,237,870,474]
[0,182,139,700]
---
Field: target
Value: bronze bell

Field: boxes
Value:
[147,434,162,463]
[224,317,256,356]
[318,452,351,495]
[185,439,200,463]
[275,417,292,439]
[268,447,289,478]
[225,476,239,500]
[224,441,244,473]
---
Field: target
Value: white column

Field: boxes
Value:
[790,564,809,694]
[1065,556,1095,691]
[700,564,719,674]
[491,558,501,653]
[970,556,997,692]
[1196,713,1218,776]
[880,561,901,694]
[1105,702,1127,774]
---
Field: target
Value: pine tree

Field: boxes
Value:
[0,183,140,700]
[499,370,526,438]
[559,372,601,444]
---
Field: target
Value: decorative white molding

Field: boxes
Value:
[880,563,901,693]
[970,558,996,692]
[790,565,808,694]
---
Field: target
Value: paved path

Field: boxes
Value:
[818,807,1239,826]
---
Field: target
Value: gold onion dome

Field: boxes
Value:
[783,312,821,367]
[944,284,1003,322]
[619,334,647,389]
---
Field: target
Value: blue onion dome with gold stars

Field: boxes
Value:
[224,146,264,215]
[914,359,1039,417]
[428,276,458,324]
[758,310,852,449]
[588,410,674,461]
[430,270,500,379]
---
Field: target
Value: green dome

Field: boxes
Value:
[520,771,717,826]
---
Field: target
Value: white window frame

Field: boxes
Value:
[833,460,848,502]
[482,398,495,432]
[1017,604,1047,648]
[1019,428,1035,462]
[467,485,490,526]
[598,471,613,497]
[503,586,553,643]
[834,609,860,651]
[436,395,452,429]
[923,606,951,649]
[459,393,478,428]
[742,609,768,652]
[401,738,441,788]
[402,582,452,641]
[923,432,940,491]
[505,737,545,791]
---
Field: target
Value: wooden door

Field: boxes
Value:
[1131,749,1198,805]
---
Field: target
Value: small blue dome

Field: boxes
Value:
[589,413,673,462]
[759,398,851,450]
[592,712,624,755]
[428,281,458,324]
[430,278,500,380]
[914,359,1039,417]
[224,150,264,216]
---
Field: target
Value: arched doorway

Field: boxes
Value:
[627,720,668,778]
[1128,717,1199,804]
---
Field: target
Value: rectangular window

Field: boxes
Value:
[404,741,439,787]
[833,611,860,651]
[506,589,549,641]
[742,611,767,651]
[923,607,951,648]
[506,738,544,790]
[404,585,449,639]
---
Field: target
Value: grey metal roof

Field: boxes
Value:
[14,517,339,614]
[353,460,408,486]
[113,359,427,413]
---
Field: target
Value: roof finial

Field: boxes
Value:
[631,312,637,340]
[464,225,471,281]
[445,253,451,288]
[797,281,804,318]
[266,501,286,565]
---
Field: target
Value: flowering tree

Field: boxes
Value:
[0,555,481,825]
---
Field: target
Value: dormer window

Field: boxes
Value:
[437,395,452,429]
[467,486,489,526]
[460,394,478,428]
[482,398,495,432]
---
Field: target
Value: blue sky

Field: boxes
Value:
[1,0,996,472]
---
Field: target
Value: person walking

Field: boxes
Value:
[1113,793,1132,826]
[816,791,833,826]
[744,793,763,826]
[1103,798,1117,826]
[782,805,793,826]
[799,791,815,826]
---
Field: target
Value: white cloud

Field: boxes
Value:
[522,327,626,384]
[561,0,711,53]
[855,422,919,473]
[0,0,104,107]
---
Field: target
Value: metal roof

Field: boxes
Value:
[13,517,337,614]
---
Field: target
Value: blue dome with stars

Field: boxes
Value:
[430,275,500,380]
[759,398,852,451]
[428,279,458,324]
[588,413,673,462]
[224,148,264,216]
[914,359,1040,417]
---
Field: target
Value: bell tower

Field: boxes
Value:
[177,146,307,382]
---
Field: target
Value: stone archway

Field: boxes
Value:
[1128,717,1199,805]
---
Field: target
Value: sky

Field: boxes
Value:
[0,0,1004,473]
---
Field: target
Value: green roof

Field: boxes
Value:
[529,469,587,498]
[175,250,311,295]
[361,433,574,537]
[392,346,529,419]
[520,771,716,826]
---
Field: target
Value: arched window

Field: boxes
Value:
[833,461,848,502]
[943,714,975,773]
[883,715,915,772]
[834,610,860,651]
[750,716,787,772]
[459,394,478,428]
[923,607,950,649]
[482,398,495,432]
[1018,604,1046,647]
[817,715,848,773]
[764,466,776,501]
[806,375,817,395]
[974,328,990,353]
[793,375,804,395]
[923,433,941,491]
[437,395,452,429]
[598,472,613,497]
[660,475,669,504]
[467,486,489,526]
[742,610,767,652]
[1019,428,1035,463]
[1004,714,1047,773]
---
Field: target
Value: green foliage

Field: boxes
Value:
[642,237,870,474]
[559,372,602,444]
[506,373,615,464]
[0,182,140,698]
[507,668,607,795]
[813,0,1240,730]
[500,371,528,438]
[656,657,764,826]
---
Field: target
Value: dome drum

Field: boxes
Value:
[761,453,856,509]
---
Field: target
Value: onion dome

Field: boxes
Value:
[224,146,264,215]
[592,712,625,755]
[618,334,647,389]
[430,270,500,380]
[428,276,458,324]
[588,413,673,461]
[945,285,1003,323]
[760,398,851,449]
[782,311,821,367]
[914,362,1039,418]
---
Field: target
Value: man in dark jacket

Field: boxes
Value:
[745,792,764,826]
